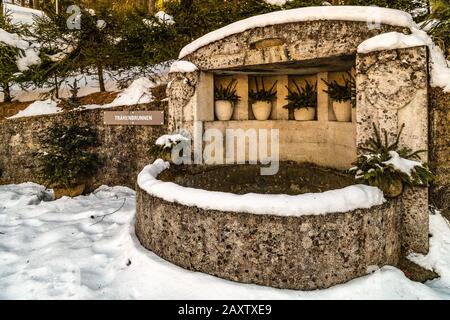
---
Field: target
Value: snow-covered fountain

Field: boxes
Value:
[136,6,435,290]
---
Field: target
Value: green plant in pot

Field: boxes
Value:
[322,71,356,122]
[249,77,277,121]
[284,79,317,121]
[149,134,190,163]
[350,124,434,198]
[214,79,240,121]
[38,123,100,199]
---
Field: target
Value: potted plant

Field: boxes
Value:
[38,123,100,199]
[350,124,434,198]
[249,77,277,121]
[214,79,240,121]
[149,134,189,163]
[322,72,356,122]
[284,79,317,121]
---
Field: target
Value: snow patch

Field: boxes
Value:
[3,3,44,25]
[264,0,290,6]
[409,213,450,291]
[155,134,189,148]
[169,60,198,73]
[138,159,386,216]
[7,99,61,119]
[179,6,415,58]
[1,183,449,299]
[83,77,155,110]
[0,28,41,71]
[382,151,422,176]
[357,32,427,53]
[155,11,174,25]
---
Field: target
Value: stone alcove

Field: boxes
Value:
[137,8,432,290]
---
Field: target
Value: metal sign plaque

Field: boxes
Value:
[104,111,164,125]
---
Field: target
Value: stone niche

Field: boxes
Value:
[139,16,432,290]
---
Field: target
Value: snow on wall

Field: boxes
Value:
[357,32,427,54]
[169,60,198,73]
[138,159,386,217]
[358,28,450,92]
[178,6,415,58]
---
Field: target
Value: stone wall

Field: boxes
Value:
[0,102,167,192]
[356,46,429,254]
[136,186,402,290]
[183,21,410,70]
[430,87,450,218]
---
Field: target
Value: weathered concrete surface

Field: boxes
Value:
[183,21,410,70]
[0,103,167,192]
[136,186,402,290]
[204,120,356,169]
[429,87,450,219]
[356,46,429,254]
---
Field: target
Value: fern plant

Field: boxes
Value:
[284,79,317,111]
[249,77,278,102]
[322,71,356,108]
[214,79,240,103]
[350,123,434,197]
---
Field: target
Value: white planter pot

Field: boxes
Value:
[252,101,272,121]
[333,101,351,122]
[294,107,316,121]
[215,100,233,121]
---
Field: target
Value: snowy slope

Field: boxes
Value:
[1,183,450,299]
[3,3,44,25]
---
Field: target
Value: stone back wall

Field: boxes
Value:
[430,87,450,216]
[0,102,168,192]
[184,21,411,70]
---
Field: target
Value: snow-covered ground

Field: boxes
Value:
[1,183,450,300]
[3,3,44,25]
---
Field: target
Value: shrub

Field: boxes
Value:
[149,134,189,162]
[38,123,100,188]
[214,79,240,103]
[350,123,434,197]
[322,72,356,108]
[284,79,317,111]
[249,77,277,102]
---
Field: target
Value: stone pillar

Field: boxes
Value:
[356,46,429,254]
[317,72,330,122]
[167,71,200,135]
[271,75,289,120]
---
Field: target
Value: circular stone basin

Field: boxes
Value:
[158,162,355,195]
[136,160,401,290]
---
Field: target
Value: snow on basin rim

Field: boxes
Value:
[138,159,386,216]
[178,6,414,58]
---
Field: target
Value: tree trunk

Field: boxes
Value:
[32,0,39,10]
[148,0,156,14]
[97,64,106,92]
[21,0,26,7]
[54,75,59,99]
[3,83,12,103]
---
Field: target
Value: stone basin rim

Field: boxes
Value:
[137,159,386,217]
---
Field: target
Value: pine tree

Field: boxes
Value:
[425,0,450,57]
[0,12,22,102]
